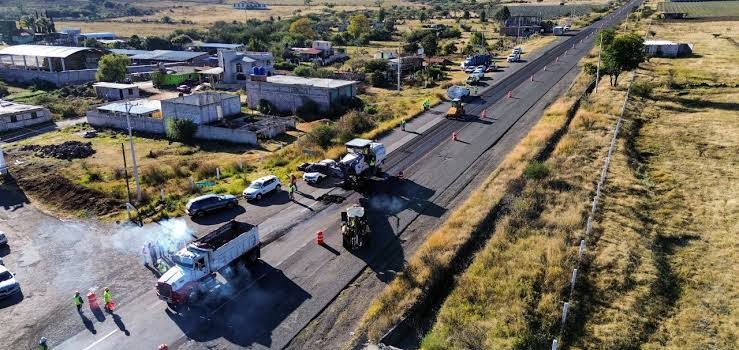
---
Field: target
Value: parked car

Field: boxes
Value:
[463,65,476,73]
[303,159,336,184]
[507,53,521,63]
[176,85,192,94]
[185,194,238,217]
[0,265,20,299]
[512,47,523,55]
[243,175,281,201]
[563,25,570,31]
[0,231,7,246]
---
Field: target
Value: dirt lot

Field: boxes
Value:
[0,182,159,349]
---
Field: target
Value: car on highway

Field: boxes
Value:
[507,53,521,63]
[512,47,523,55]
[185,194,238,217]
[563,25,570,31]
[0,265,20,299]
[0,231,7,246]
[303,159,336,184]
[463,65,476,73]
[243,175,281,201]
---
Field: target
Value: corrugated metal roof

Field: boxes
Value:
[96,99,161,115]
[193,43,244,49]
[130,50,208,62]
[110,49,149,56]
[93,82,138,89]
[0,45,102,58]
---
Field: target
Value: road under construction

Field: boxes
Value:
[52,2,640,349]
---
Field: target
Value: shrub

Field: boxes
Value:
[28,78,56,91]
[308,123,337,149]
[141,165,174,186]
[337,111,375,141]
[274,60,296,71]
[0,82,8,98]
[523,162,550,180]
[294,65,315,77]
[370,71,386,87]
[363,105,378,115]
[165,118,198,143]
[258,99,278,115]
[631,80,654,98]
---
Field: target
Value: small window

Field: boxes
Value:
[10,115,17,123]
[31,112,38,119]
[235,63,243,73]
[128,88,133,95]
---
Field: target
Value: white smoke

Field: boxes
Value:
[110,219,194,255]
[367,194,406,215]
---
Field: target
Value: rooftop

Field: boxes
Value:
[292,48,322,55]
[0,100,46,115]
[96,99,161,115]
[262,75,357,89]
[93,82,138,89]
[110,49,149,56]
[0,45,103,58]
[645,40,679,45]
[163,92,238,106]
[191,42,244,50]
[114,50,209,62]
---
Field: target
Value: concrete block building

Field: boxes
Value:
[0,45,106,86]
[161,92,241,125]
[0,100,53,132]
[245,75,358,113]
[217,50,274,85]
[93,82,140,101]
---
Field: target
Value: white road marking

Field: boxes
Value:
[81,330,116,350]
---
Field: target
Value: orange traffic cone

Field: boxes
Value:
[530,75,534,82]
[87,291,99,310]
[543,65,547,72]
[316,231,324,245]
[507,91,513,98]
[481,110,487,119]
[556,56,559,63]
[452,132,458,141]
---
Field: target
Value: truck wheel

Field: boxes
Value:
[247,249,259,265]
[342,236,351,250]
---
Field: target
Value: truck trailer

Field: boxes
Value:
[156,221,260,306]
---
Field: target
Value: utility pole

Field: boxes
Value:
[516,16,521,46]
[595,31,603,94]
[397,44,401,92]
[121,143,132,220]
[125,101,142,202]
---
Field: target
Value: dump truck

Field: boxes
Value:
[156,221,260,306]
[340,205,370,250]
[299,138,386,189]
[460,53,493,71]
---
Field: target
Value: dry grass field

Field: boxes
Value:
[570,17,739,350]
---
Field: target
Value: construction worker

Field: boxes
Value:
[74,291,84,311]
[290,174,298,193]
[400,119,406,131]
[157,259,169,275]
[103,287,112,312]
[422,99,430,111]
[38,337,48,350]
[288,183,295,200]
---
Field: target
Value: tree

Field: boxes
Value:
[419,11,428,22]
[166,118,198,144]
[420,34,438,57]
[493,6,511,21]
[480,9,487,22]
[347,15,370,39]
[170,34,193,47]
[143,36,172,50]
[128,35,143,49]
[96,54,130,83]
[602,33,645,86]
[403,41,419,54]
[463,10,470,19]
[289,18,316,39]
[161,15,173,24]
[443,42,457,55]
[364,59,388,73]
[304,0,312,8]
[369,70,385,87]
[469,31,486,48]
[308,123,336,149]
[20,15,34,30]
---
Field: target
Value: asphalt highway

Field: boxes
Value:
[55,2,640,349]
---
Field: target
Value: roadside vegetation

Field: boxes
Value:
[351,63,598,345]
[569,16,739,350]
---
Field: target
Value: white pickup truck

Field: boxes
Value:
[156,221,260,305]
